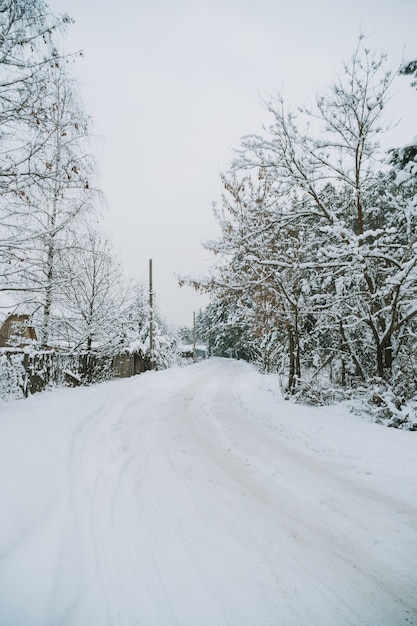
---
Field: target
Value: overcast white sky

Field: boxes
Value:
[47,0,417,327]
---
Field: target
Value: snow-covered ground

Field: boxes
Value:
[0,357,416,626]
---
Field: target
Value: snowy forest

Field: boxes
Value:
[0,0,178,396]
[1,1,417,430]
[186,40,417,430]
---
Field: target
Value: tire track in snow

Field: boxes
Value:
[121,364,334,624]
[123,359,417,626]
[2,360,416,626]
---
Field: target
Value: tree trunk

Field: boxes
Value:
[40,237,55,348]
[339,320,366,382]
[287,327,296,393]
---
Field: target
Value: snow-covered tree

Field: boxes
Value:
[389,60,417,193]
[116,281,179,369]
[0,0,71,189]
[187,39,417,421]
[0,52,96,344]
[57,228,127,352]
[0,1,72,284]
[194,300,253,360]
[137,308,180,369]
[30,61,94,346]
[120,281,149,350]
[232,40,417,384]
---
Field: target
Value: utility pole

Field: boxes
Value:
[149,258,154,370]
[193,310,196,361]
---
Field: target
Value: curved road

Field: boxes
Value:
[0,358,416,625]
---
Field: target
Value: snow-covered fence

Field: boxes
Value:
[112,352,146,378]
[0,349,148,401]
[0,350,28,400]
[0,350,79,399]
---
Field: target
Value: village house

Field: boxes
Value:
[0,314,37,348]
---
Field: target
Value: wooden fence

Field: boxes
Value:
[0,349,148,400]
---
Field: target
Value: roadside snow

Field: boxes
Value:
[0,358,416,625]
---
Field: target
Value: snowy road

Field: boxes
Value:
[0,358,416,625]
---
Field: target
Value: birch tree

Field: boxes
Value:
[0,0,70,186]
[0,1,77,313]
[3,58,96,345]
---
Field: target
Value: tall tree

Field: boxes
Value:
[232,40,415,383]
[28,60,94,346]
[188,39,417,413]
[0,1,77,310]
[1,54,96,345]
[0,0,71,195]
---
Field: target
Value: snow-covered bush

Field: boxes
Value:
[355,379,417,431]
[0,351,26,400]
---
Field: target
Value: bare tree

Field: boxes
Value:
[0,56,96,345]
[0,0,77,316]
[59,228,126,353]
[0,0,71,194]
